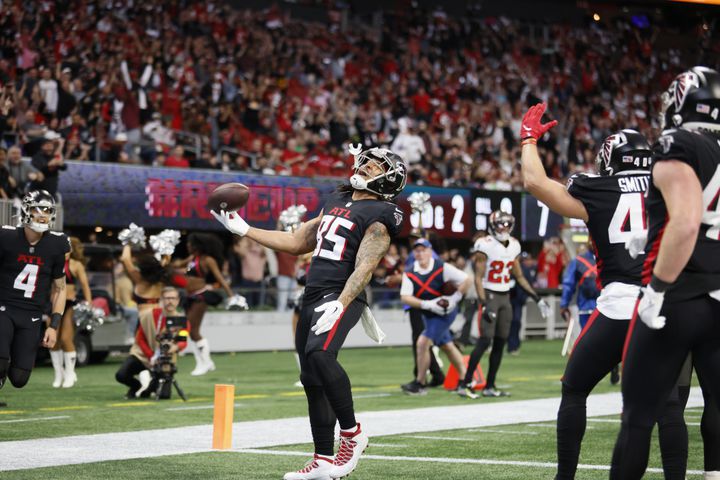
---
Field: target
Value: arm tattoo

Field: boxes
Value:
[53,277,66,291]
[337,222,390,307]
[297,216,321,255]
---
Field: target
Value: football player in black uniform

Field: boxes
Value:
[0,190,70,390]
[521,103,689,479]
[610,67,720,480]
[213,147,406,480]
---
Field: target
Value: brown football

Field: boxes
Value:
[208,183,250,212]
[441,282,457,296]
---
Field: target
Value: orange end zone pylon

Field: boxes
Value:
[212,384,235,449]
[443,354,486,390]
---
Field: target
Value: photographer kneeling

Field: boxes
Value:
[115,287,188,399]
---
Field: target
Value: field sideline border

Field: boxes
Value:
[0,389,705,472]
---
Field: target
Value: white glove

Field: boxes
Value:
[445,291,463,312]
[537,299,551,320]
[311,300,345,335]
[625,231,648,259]
[226,294,249,311]
[210,209,250,236]
[637,285,666,329]
[421,297,447,316]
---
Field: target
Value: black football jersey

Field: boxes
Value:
[567,171,650,287]
[0,226,70,311]
[305,189,404,304]
[644,128,720,301]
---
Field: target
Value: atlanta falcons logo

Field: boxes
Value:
[673,72,700,111]
[598,132,627,173]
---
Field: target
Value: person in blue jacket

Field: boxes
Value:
[560,244,600,329]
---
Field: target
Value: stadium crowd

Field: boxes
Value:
[0,0,717,198]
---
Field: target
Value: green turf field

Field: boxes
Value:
[0,340,706,479]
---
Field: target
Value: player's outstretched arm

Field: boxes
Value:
[520,103,588,221]
[337,222,390,308]
[651,161,703,283]
[212,209,321,256]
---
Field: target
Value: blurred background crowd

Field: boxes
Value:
[0,0,717,201]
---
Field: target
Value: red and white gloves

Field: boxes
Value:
[520,102,558,141]
[211,210,250,236]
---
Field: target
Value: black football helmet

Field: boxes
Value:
[349,147,407,201]
[595,129,652,176]
[661,66,720,133]
[21,190,56,232]
[489,210,514,242]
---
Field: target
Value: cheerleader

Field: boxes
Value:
[174,233,233,376]
[49,237,93,388]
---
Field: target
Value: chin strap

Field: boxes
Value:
[29,222,49,232]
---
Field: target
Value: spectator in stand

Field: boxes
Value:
[30,133,66,199]
[0,148,9,198]
[537,237,568,289]
[164,146,189,168]
[234,236,269,308]
[6,145,41,199]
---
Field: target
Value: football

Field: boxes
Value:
[441,282,457,296]
[208,183,250,212]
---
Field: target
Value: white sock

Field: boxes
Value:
[63,351,77,376]
[49,350,64,385]
[196,338,212,365]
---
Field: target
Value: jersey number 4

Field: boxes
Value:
[702,165,720,240]
[608,193,646,244]
[14,264,39,298]
[313,215,356,261]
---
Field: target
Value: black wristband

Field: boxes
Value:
[530,293,540,303]
[649,275,672,293]
[50,313,62,329]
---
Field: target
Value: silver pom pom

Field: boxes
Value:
[149,229,182,261]
[118,223,147,248]
[226,294,249,311]
[408,192,431,213]
[279,204,308,232]
[73,302,106,332]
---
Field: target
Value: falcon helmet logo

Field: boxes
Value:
[597,132,627,175]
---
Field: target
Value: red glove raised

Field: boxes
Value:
[520,102,558,141]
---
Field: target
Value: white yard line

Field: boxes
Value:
[0,388,705,472]
[236,448,705,476]
[0,415,70,424]
[467,428,539,435]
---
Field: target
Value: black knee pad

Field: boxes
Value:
[561,382,590,403]
[300,370,322,387]
[8,366,30,388]
[307,350,346,384]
